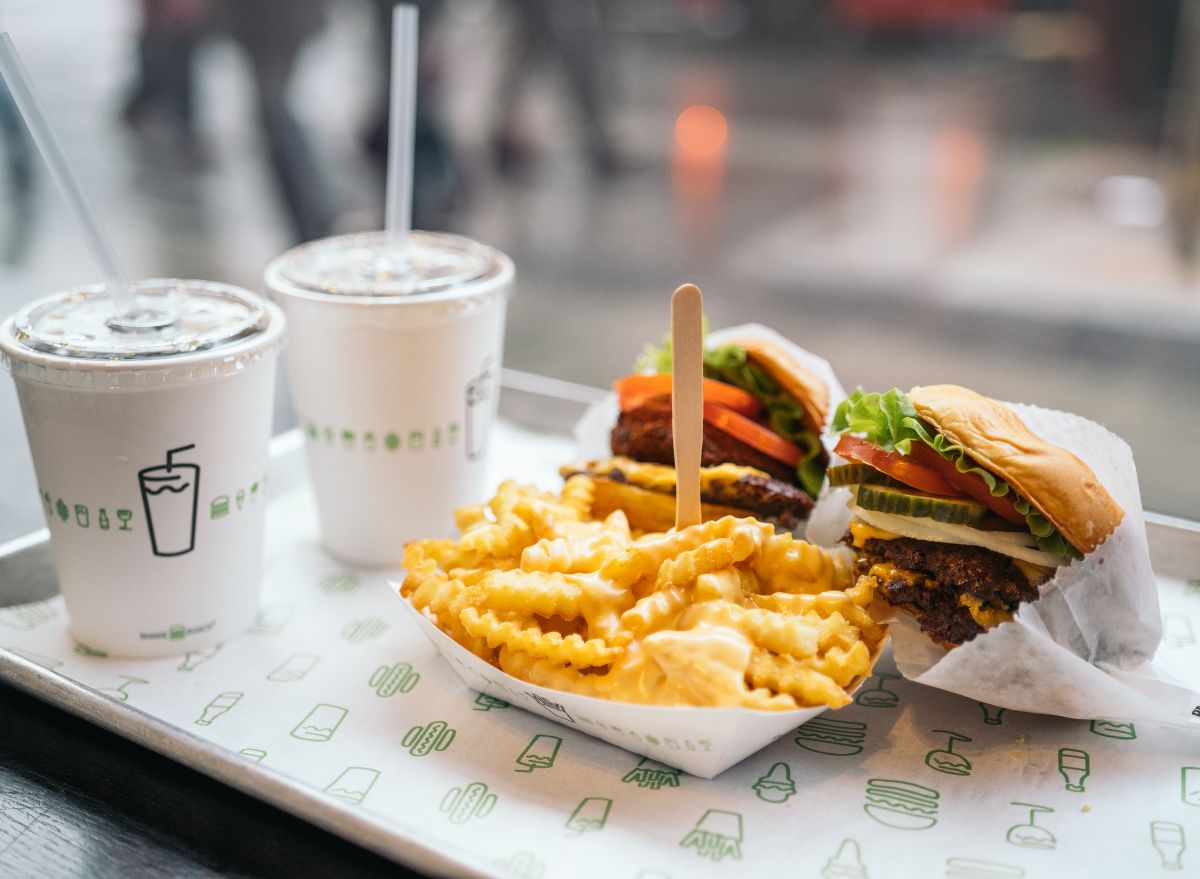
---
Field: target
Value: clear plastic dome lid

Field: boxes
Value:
[273,230,501,297]
[5,279,269,361]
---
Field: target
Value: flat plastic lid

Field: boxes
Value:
[274,230,500,297]
[5,279,267,361]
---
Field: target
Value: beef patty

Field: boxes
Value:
[848,534,1046,646]
[612,394,798,484]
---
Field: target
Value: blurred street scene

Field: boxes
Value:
[1,0,1198,540]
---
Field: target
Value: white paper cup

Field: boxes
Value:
[265,231,513,566]
[0,280,285,657]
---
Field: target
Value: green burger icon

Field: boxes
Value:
[863,778,939,830]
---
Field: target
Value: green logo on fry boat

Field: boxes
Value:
[515,734,562,772]
[371,662,419,696]
[403,720,456,756]
[622,757,680,790]
[680,810,743,862]
[441,782,497,823]
[566,797,612,835]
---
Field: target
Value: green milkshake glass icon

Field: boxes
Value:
[566,797,612,835]
[1057,748,1090,792]
[515,734,562,772]
[138,444,200,557]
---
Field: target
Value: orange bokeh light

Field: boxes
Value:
[675,105,728,155]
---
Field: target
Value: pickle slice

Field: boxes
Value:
[827,464,905,489]
[855,484,989,527]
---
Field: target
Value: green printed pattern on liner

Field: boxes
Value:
[302,418,460,454]
[370,662,419,696]
[403,720,455,756]
[441,782,496,823]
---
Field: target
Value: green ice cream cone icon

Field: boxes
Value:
[566,797,612,835]
[680,810,743,862]
[821,838,867,879]
[622,756,681,790]
[441,782,497,824]
[516,734,562,772]
[753,762,796,803]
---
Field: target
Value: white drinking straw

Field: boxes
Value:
[385,4,418,243]
[0,32,137,317]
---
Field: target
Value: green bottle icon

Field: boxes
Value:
[1058,748,1090,792]
[622,756,681,790]
[979,702,1006,725]
[566,797,612,835]
[441,782,497,824]
[515,734,562,772]
[753,762,796,803]
[196,691,242,725]
[1150,821,1186,870]
[370,662,419,696]
[680,810,743,862]
[98,508,110,530]
[74,504,89,528]
[925,730,972,776]
[473,693,509,711]
[402,720,456,756]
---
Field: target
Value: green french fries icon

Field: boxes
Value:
[680,810,743,862]
[403,720,456,756]
[515,734,562,772]
[371,662,420,696]
[622,756,681,790]
[440,782,496,824]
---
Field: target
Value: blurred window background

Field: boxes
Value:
[1,0,1197,540]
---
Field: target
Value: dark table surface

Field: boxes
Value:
[0,679,428,878]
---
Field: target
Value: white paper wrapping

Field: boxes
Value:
[818,400,1200,727]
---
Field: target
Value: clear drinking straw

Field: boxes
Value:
[384,4,419,245]
[0,33,137,318]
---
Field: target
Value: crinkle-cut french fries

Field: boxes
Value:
[401,476,887,710]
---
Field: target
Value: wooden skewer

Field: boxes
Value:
[671,282,704,531]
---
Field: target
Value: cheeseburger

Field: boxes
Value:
[570,334,830,530]
[831,385,1123,646]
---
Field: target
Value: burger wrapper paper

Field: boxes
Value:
[573,322,851,544]
[829,402,1200,726]
[394,589,882,778]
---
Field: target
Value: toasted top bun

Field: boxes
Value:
[731,336,829,436]
[908,384,1123,554]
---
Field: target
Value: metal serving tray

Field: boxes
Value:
[1,372,1198,879]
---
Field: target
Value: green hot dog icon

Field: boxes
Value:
[371,662,420,696]
[403,720,456,756]
[441,781,497,824]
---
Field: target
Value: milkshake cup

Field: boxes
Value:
[0,279,285,657]
[265,230,512,566]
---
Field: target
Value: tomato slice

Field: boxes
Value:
[834,435,958,497]
[614,374,762,418]
[905,442,1025,525]
[703,401,801,467]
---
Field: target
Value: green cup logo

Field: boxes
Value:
[370,662,420,696]
[515,734,562,772]
[441,782,497,824]
[566,797,612,835]
[325,766,380,805]
[403,720,456,756]
[680,809,743,862]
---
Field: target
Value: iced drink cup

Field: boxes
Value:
[0,280,285,657]
[265,230,512,566]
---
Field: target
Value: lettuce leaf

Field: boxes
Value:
[634,336,826,499]
[832,387,1081,561]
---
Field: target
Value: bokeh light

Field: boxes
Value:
[675,105,728,156]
